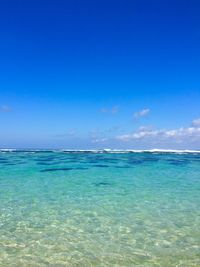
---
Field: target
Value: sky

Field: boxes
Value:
[0,0,200,149]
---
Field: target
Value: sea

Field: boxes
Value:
[0,149,200,266]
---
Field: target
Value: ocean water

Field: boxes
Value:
[0,151,200,267]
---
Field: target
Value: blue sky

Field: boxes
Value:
[0,0,200,149]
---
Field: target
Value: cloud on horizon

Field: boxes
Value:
[116,118,200,145]
[192,118,200,127]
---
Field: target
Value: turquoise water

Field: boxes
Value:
[0,151,200,266]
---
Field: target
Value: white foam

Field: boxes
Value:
[55,148,200,154]
[0,149,17,152]
[1,148,200,154]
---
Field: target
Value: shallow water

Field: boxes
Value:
[0,151,200,266]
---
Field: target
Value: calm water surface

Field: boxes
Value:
[0,151,200,266]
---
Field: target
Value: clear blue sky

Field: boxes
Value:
[0,0,200,149]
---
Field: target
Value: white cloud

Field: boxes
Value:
[192,118,200,127]
[117,123,200,143]
[117,129,159,141]
[134,108,150,118]
[138,125,153,131]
